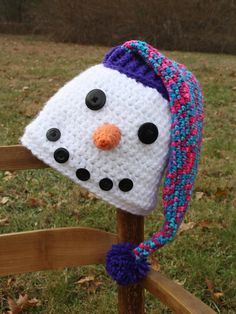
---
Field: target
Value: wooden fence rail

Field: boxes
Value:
[0,145,47,170]
[0,145,216,314]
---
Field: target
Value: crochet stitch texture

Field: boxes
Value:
[21,64,171,216]
[21,40,203,284]
[121,41,203,259]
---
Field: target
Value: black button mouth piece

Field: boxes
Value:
[54,148,69,163]
[85,89,106,110]
[46,128,61,142]
[138,122,159,144]
[99,178,113,191]
[76,168,90,181]
[119,178,133,192]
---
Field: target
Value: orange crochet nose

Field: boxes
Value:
[93,123,121,150]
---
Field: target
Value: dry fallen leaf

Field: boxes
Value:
[26,197,43,208]
[20,102,40,118]
[173,278,187,286]
[7,298,19,314]
[197,220,211,230]
[77,275,95,285]
[80,189,98,200]
[177,221,196,235]
[76,275,102,294]
[7,294,39,314]
[87,280,103,294]
[150,256,161,272]
[87,192,98,199]
[70,209,80,220]
[195,191,204,200]
[3,171,15,181]
[213,291,224,302]
[202,137,213,142]
[7,277,16,287]
[205,278,224,304]
[205,278,214,292]
[197,220,225,230]
[214,188,231,201]
[0,217,10,226]
[0,196,10,205]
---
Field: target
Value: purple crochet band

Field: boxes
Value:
[103,46,169,101]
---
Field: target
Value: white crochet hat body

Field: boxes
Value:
[21,64,171,216]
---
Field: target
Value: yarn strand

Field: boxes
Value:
[122,40,204,259]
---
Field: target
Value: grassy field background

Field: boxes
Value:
[0,35,235,313]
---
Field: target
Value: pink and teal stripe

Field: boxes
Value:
[122,40,203,259]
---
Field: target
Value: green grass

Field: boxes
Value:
[0,35,235,313]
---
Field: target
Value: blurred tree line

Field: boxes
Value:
[0,0,235,54]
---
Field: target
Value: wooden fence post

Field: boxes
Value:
[116,209,145,314]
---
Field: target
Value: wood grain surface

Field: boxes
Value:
[0,145,47,170]
[0,227,117,276]
[117,209,145,314]
[142,269,216,314]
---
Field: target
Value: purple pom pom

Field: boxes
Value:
[106,242,150,285]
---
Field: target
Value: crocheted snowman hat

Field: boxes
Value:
[21,40,203,285]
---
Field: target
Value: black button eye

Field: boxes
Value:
[76,168,90,181]
[85,89,106,110]
[119,178,133,192]
[99,178,113,191]
[46,128,61,141]
[54,148,69,163]
[138,123,159,144]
